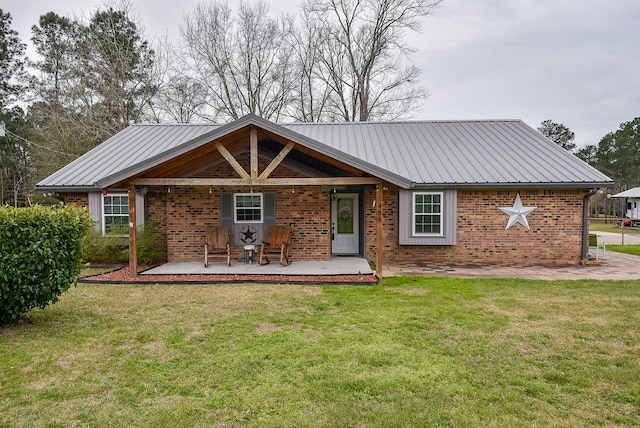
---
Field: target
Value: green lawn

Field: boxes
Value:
[590,221,640,234]
[607,245,640,257]
[2,278,640,427]
[588,221,640,256]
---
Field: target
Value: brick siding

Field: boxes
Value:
[156,185,331,262]
[151,152,333,262]
[59,192,88,207]
[60,158,589,265]
[365,188,586,265]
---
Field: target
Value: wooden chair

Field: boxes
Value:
[259,225,292,266]
[204,226,230,267]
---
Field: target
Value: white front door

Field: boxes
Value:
[331,193,359,255]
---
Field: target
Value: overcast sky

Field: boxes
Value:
[6,0,640,148]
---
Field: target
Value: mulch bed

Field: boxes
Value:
[81,265,378,285]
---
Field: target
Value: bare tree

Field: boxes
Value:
[148,49,207,124]
[181,1,296,121]
[303,0,441,122]
[283,9,333,122]
[1,131,32,206]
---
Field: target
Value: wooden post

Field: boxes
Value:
[128,184,138,278]
[376,184,384,278]
[250,127,258,179]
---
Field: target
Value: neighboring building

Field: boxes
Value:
[612,187,640,224]
[36,114,613,276]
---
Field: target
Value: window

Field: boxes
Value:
[234,193,263,223]
[103,194,129,234]
[413,192,443,236]
[399,190,455,245]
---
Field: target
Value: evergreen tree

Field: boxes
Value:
[538,119,576,151]
[595,118,640,190]
[0,8,26,109]
[0,9,30,206]
[28,5,160,183]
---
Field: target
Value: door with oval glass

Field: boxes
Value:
[331,193,359,254]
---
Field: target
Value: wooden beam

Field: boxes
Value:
[250,127,258,179]
[128,185,138,278]
[259,141,295,180]
[214,141,250,179]
[376,184,384,279]
[131,177,382,186]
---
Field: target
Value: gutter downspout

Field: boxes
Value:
[582,188,598,261]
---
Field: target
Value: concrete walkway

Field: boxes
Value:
[142,234,640,281]
[594,231,640,245]
[147,252,640,281]
[382,250,640,280]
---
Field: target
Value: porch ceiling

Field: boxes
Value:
[111,125,377,188]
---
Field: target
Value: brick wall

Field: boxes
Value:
[150,153,333,262]
[145,189,168,259]
[59,163,589,265]
[59,192,88,207]
[364,188,586,265]
[155,185,331,262]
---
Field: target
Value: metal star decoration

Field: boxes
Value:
[499,193,537,230]
[240,226,257,243]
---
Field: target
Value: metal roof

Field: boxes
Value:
[612,187,640,198]
[37,114,612,191]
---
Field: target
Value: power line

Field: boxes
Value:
[1,125,78,158]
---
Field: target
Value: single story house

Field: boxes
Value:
[36,114,613,276]
[612,187,640,227]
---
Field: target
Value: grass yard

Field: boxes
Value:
[607,245,640,257]
[1,278,640,427]
[590,221,640,234]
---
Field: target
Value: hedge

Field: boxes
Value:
[0,205,93,325]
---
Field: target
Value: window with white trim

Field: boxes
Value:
[102,194,129,234]
[412,192,443,236]
[234,193,263,223]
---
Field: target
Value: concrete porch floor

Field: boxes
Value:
[142,257,374,276]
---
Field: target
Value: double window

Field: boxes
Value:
[234,193,263,223]
[102,194,129,234]
[412,192,443,236]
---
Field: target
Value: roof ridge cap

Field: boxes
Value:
[130,122,221,127]
[281,119,524,125]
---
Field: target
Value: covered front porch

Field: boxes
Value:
[113,116,391,279]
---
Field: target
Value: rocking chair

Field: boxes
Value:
[204,226,231,267]
[259,225,292,266]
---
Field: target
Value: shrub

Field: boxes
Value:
[0,205,93,325]
[134,217,163,264]
[83,226,129,264]
[83,218,163,265]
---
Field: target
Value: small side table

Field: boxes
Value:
[243,244,256,265]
